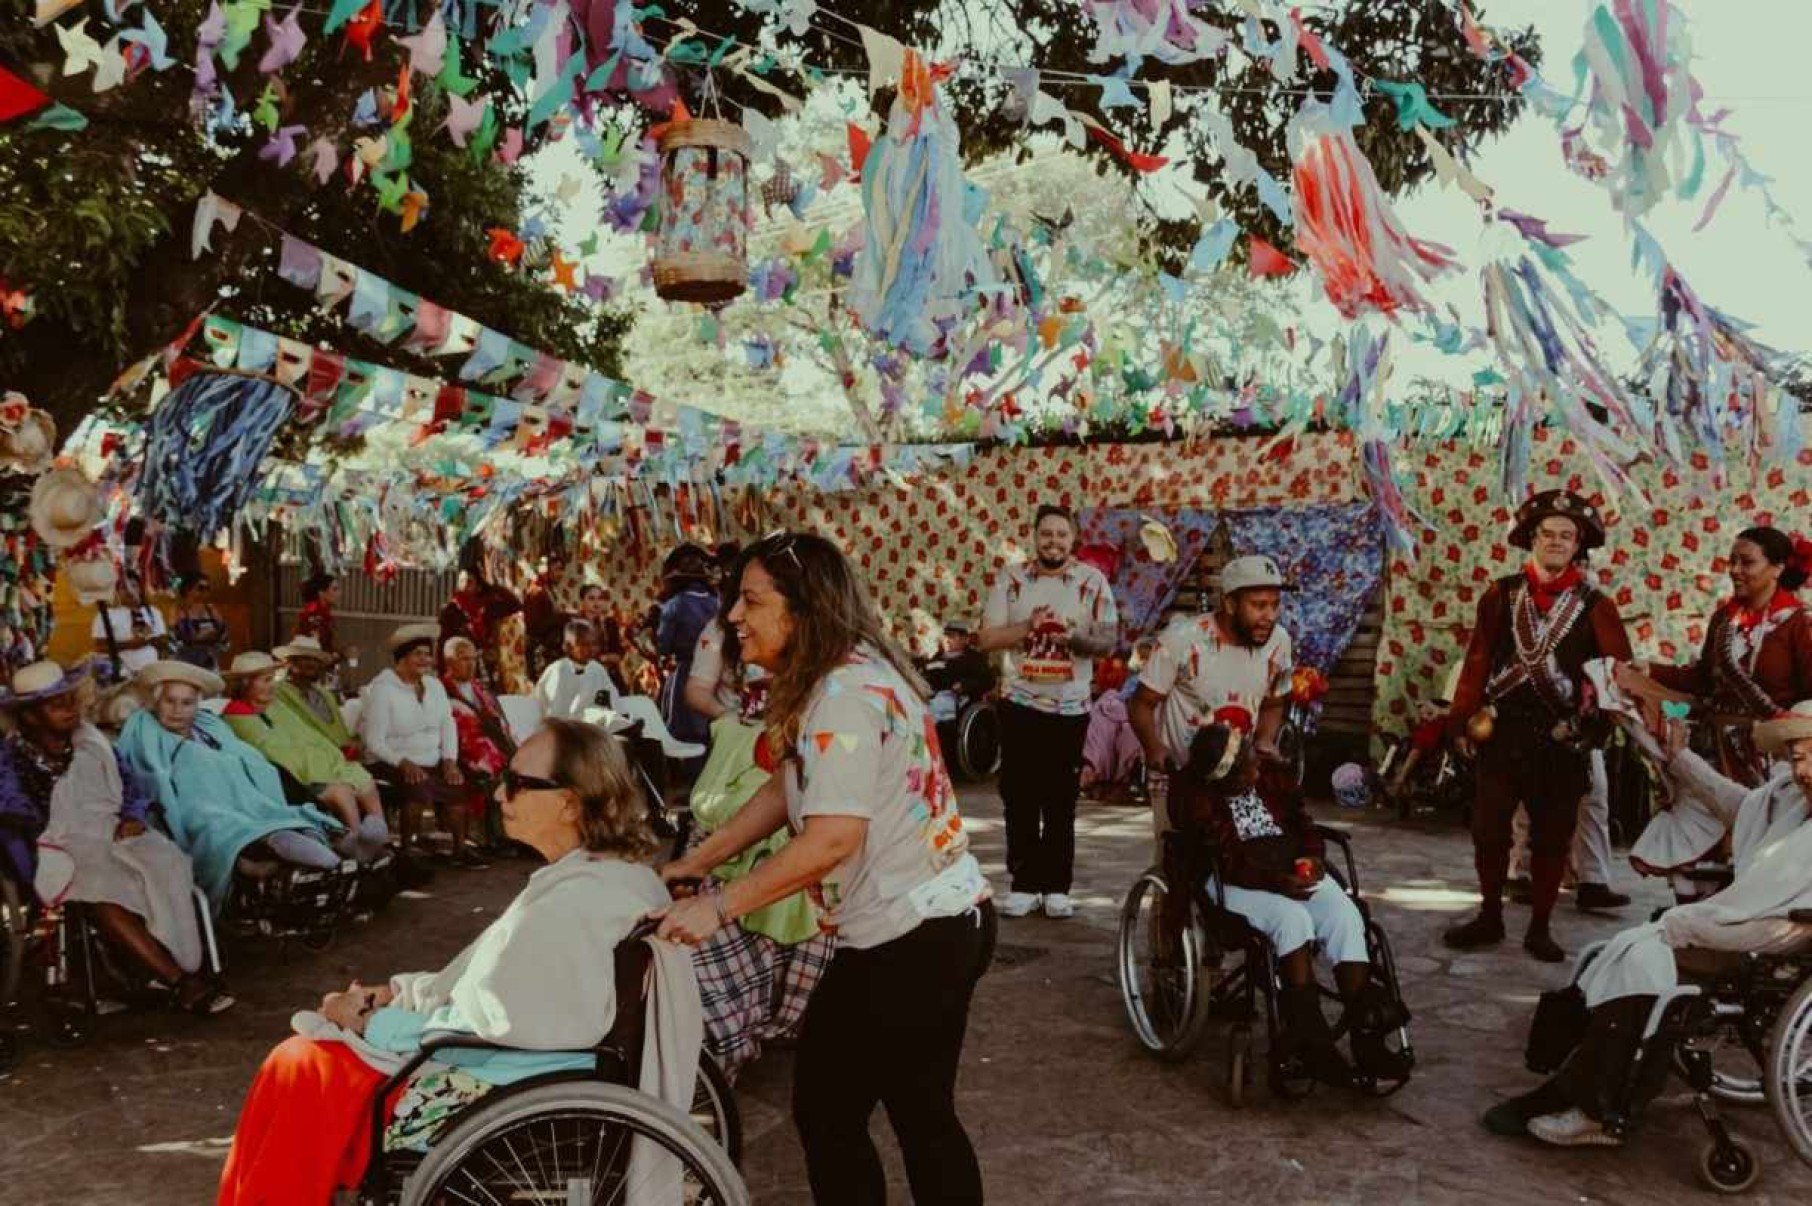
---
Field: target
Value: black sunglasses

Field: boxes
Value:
[501,768,565,799]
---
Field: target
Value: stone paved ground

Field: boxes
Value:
[4,784,1810,1205]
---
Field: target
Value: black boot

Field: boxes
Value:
[1574,883,1631,912]
[1443,911,1506,950]
[1524,919,1565,963]
[1346,986,1415,1083]
[1280,985,1353,1088]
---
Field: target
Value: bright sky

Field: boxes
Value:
[1400,0,1812,358]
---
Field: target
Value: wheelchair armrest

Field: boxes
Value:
[1312,824,1360,894]
[418,1030,519,1056]
[1681,863,1734,885]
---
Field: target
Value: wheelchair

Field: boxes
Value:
[1,859,223,1077]
[356,919,747,1204]
[1541,919,1812,1193]
[1115,819,1413,1105]
[226,853,382,954]
[932,690,1001,782]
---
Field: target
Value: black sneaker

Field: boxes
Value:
[448,848,490,870]
[1574,883,1631,912]
[1443,913,1506,950]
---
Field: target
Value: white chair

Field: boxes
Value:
[609,694,706,760]
[341,697,363,736]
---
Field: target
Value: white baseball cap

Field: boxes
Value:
[1218,554,1295,595]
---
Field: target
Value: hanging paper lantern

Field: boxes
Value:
[651,118,751,306]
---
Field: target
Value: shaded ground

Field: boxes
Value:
[4,784,1810,1204]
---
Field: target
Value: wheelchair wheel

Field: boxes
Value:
[1765,974,1812,1166]
[1225,1023,1252,1110]
[692,1053,743,1165]
[0,873,25,1010]
[1116,869,1210,1061]
[1673,1035,1766,1107]
[953,701,1001,782]
[1698,1137,1761,1195]
[400,1081,749,1206]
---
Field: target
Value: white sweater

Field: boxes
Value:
[534,658,615,719]
[360,668,458,767]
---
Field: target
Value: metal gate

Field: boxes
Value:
[274,564,456,693]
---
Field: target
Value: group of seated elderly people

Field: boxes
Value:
[0,623,525,1019]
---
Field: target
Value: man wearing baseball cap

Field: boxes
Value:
[1130,554,1297,835]
[1442,490,1631,963]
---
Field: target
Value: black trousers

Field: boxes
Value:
[1471,721,1589,924]
[793,904,997,1205]
[996,702,1089,895]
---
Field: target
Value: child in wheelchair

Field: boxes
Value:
[1175,724,1412,1087]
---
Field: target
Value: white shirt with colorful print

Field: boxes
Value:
[688,620,770,722]
[1140,613,1294,769]
[782,646,984,950]
[982,561,1119,717]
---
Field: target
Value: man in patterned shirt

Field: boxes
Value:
[978,504,1120,918]
[1130,555,1296,840]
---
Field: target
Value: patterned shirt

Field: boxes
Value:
[1140,614,1294,768]
[982,561,1119,717]
[782,647,974,950]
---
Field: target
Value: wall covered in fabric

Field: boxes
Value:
[1374,427,1812,740]
[574,432,1365,655]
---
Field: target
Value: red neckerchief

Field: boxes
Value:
[1722,588,1799,632]
[1523,562,1583,614]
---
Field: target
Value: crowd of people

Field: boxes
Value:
[3,492,1811,1198]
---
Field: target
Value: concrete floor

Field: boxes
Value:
[3,784,1810,1205]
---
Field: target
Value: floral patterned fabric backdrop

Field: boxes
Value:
[1073,501,1384,680]
[571,433,1364,655]
[1225,501,1383,674]
[1373,427,1812,740]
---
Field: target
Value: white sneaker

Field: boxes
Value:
[1042,893,1076,919]
[1527,1108,1623,1148]
[998,891,1042,917]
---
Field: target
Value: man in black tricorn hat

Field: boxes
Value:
[1442,490,1632,963]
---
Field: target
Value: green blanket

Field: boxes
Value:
[224,704,374,792]
[690,717,819,946]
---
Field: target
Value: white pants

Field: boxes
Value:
[1209,875,1369,965]
[1510,748,1612,885]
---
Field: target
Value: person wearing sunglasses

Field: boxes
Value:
[219,718,704,1205]
[656,531,995,1206]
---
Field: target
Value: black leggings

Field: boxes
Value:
[793,904,998,1204]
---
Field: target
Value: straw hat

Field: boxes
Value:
[134,659,225,698]
[1137,515,1178,565]
[29,466,104,549]
[96,682,144,732]
[64,555,119,606]
[386,622,441,656]
[0,410,56,474]
[0,660,88,709]
[221,651,282,683]
[273,634,337,663]
[1754,701,1812,755]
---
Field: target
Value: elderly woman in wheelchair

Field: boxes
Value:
[1487,701,1812,1190]
[218,717,737,1206]
[1119,724,1412,1097]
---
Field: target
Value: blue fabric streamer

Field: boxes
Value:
[136,373,297,537]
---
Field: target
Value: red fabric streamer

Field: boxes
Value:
[1290,126,1454,317]
[1084,121,1168,173]
[344,0,382,61]
[0,66,49,124]
[1247,236,1296,278]
[847,122,873,176]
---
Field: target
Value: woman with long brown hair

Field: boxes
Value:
[656,531,995,1205]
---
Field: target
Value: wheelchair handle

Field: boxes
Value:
[1790,908,1812,924]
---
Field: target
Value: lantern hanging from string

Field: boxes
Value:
[652,115,752,306]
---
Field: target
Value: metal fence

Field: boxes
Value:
[274,564,456,693]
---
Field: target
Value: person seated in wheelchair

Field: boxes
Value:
[220,651,390,863]
[920,621,995,724]
[0,660,232,1015]
[217,717,704,1205]
[534,619,615,720]
[115,661,348,913]
[1175,724,1410,1087]
[1485,700,1812,1148]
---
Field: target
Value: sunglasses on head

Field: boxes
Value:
[501,767,565,799]
[761,530,803,571]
